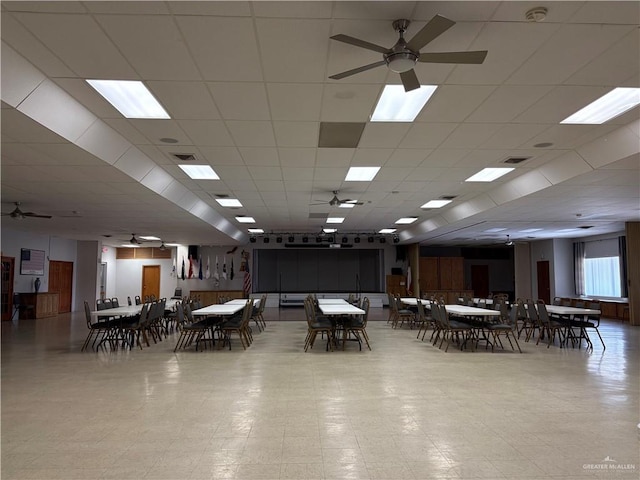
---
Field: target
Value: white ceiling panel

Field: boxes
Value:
[273,122,319,148]
[148,81,220,120]
[416,85,496,123]
[239,147,280,166]
[226,121,276,147]
[208,83,270,121]
[399,123,458,149]
[267,83,323,121]
[177,120,234,147]
[278,148,316,167]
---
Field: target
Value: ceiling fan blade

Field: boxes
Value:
[407,14,456,52]
[23,212,52,219]
[329,60,387,80]
[330,34,389,54]
[418,50,488,64]
[400,69,421,92]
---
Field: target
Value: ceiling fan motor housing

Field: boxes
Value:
[384,50,418,73]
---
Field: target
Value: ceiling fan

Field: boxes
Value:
[1,202,52,219]
[311,191,364,207]
[329,14,488,92]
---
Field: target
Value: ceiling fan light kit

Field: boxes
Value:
[329,14,488,92]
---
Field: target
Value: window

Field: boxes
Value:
[584,257,621,297]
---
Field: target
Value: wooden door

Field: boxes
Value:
[48,260,73,313]
[471,265,490,298]
[419,257,439,292]
[1,256,15,321]
[142,265,161,300]
[537,261,551,304]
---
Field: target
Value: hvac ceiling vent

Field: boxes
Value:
[172,153,197,161]
[503,156,531,164]
[214,193,229,198]
[308,212,328,219]
[440,195,457,200]
[578,225,594,229]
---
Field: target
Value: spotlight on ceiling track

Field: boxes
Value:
[276,236,283,243]
[342,236,348,244]
[393,236,399,243]
[288,236,295,243]
[354,237,361,243]
[316,236,322,243]
[379,237,386,244]
[249,236,256,243]
[368,236,374,243]
[263,237,270,244]
[302,236,309,243]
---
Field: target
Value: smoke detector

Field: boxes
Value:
[526,7,548,22]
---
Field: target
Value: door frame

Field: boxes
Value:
[537,260,551,304]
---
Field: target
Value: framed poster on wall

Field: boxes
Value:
[20,248,45,275]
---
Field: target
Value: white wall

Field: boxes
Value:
[553,238,574,298]
[0,227,78,296]
[76,241,100,312]
[112,257,176,302]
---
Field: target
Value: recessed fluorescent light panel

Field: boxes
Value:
[235,216,256,223]
[248,228,264,234]
[165,243,180,247]
[121,244,139,248]
[465,168,514,182]
[371,85,438,122]
[179,164,219,180]
[519,228,543,233]
[326,217,344,224]
[345,166,380,181]
[139,236,161,241]
[339,203,355,208]
[323,228,338,233]
[216,198,243,208]
[379,228,396,234]
[395,217,417,224]
[421,200,452,209]
[484,228,507,233]
[561,87,640,124]
[86,80,169,119]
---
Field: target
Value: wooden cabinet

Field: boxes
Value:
[419,257,439,292]
[418,257,465,293]
[189,290,244,306]
[386,275,406,296]
[18,293,59,319]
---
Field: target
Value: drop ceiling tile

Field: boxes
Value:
[256,18,331,82]
[273,122,319,147]
[176,16,262,81]
[420,149,471,167]
[214,165,251,180]
[333,2,416,19]
[514,85,610,124]
[315,148,354,167]
[103,119,153,145]
[198,146,244,166]
[96,14,200,80]
[359,123,411,149]
[417,85,496,123]
[239,147,279,166]
[257,181,285,192]
[446,22,559,85]
[454,149,509,168]
[226,121,276,147]
[285,181,314,192]
[439,123,504,149]
[374,167,413,182]
[282,168,314,181]
[278,148,316,167]
[351,148,392,166]
[250,166,284,182]
[507,24,633,85]
[13,12,137,78]
[320,84,381,122]
[147,81,220,120]
[129,119,190,145]
[313,167,348,182]
[267,83,323,121]
[384,149,431,167]
[252,1,333,18]
[480,123,548,149]
[399,123,458,149]
[208,82,270,120]
[85,2,171,14]
[570,1,640,24]
[1,14,75,78]
[466,85,554,123]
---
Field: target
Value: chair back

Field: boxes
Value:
[84,301,92,325]
[127,296,132,306]
[96,299,106,311]
[525,299,539,322]
[111,297,119,308]
[138,303,150,325]
[477,298,487,309]
[175,302,186,328]
[361,297,370,326]
[536,300,550,326]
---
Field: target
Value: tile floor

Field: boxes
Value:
[1,306,639,479]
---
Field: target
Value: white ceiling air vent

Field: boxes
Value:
[172,153,197,161]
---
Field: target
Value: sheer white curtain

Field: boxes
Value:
[584,257,621,297]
